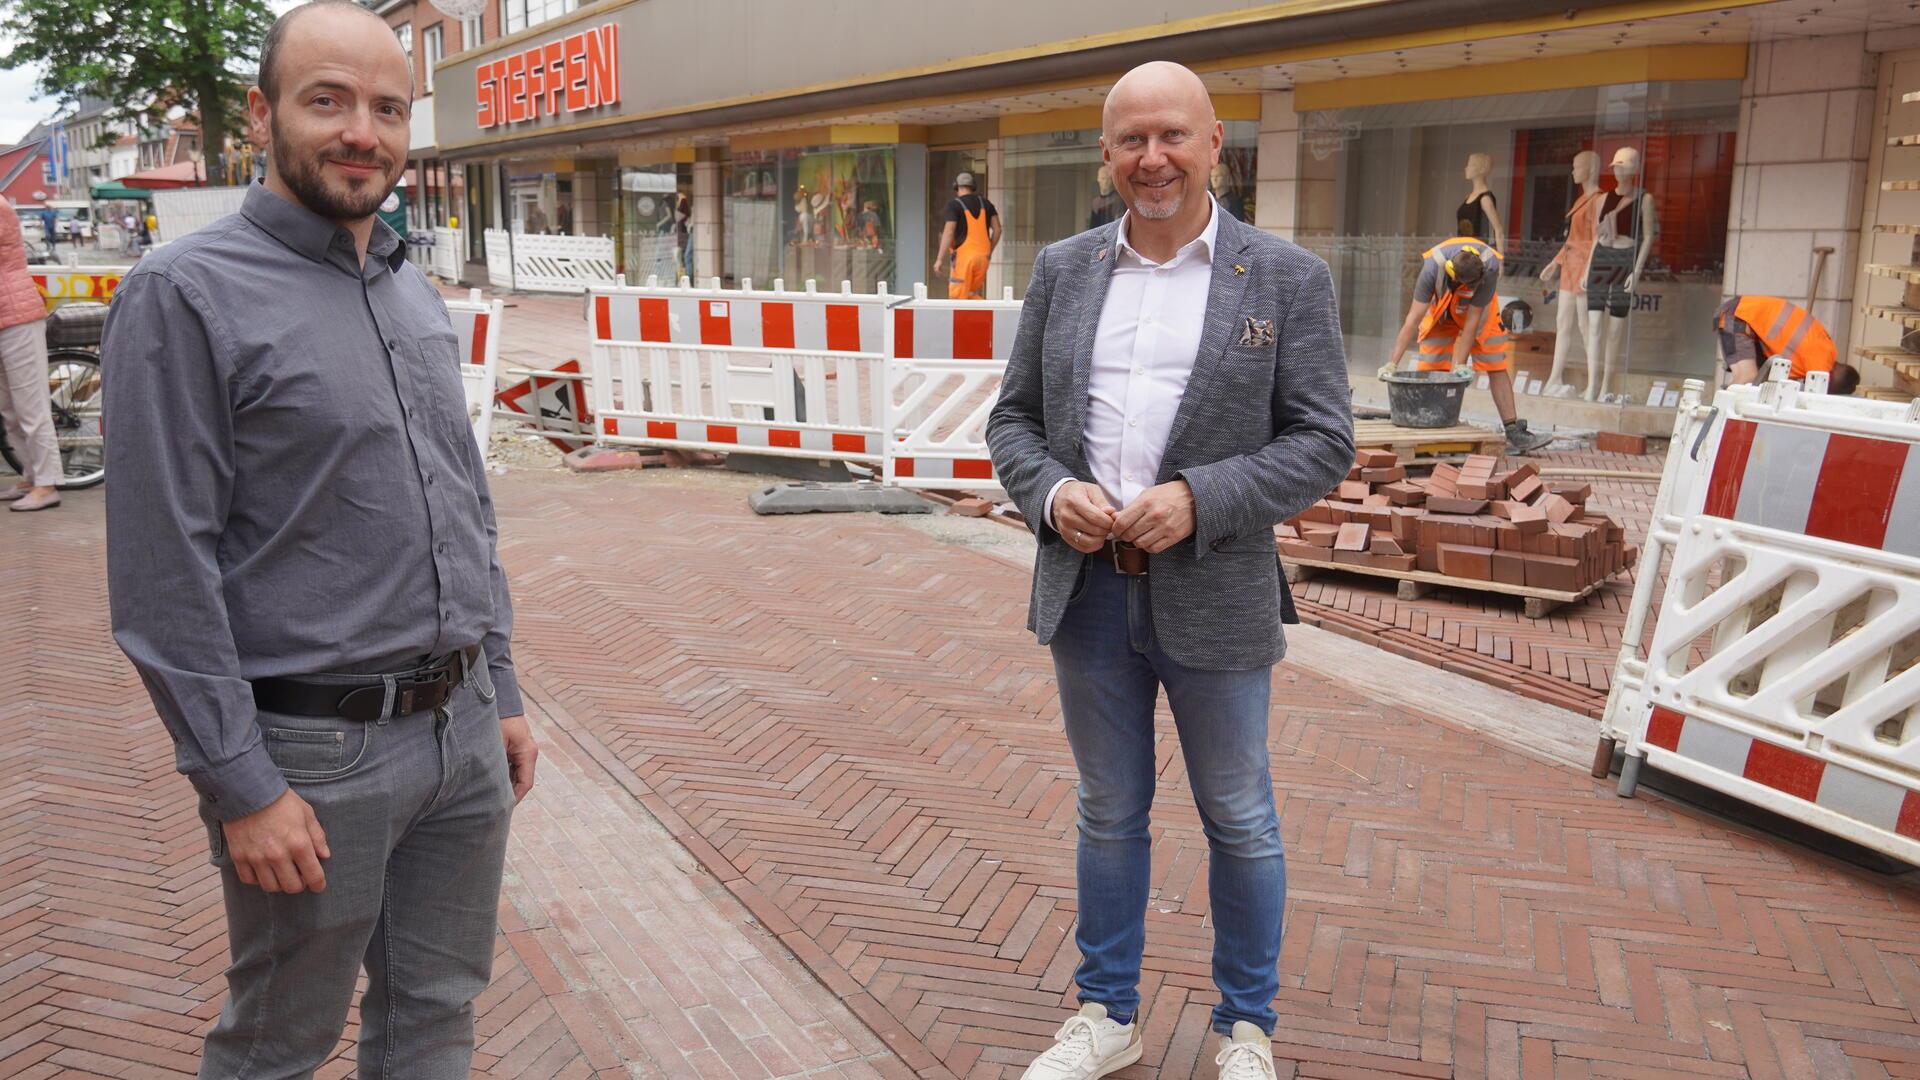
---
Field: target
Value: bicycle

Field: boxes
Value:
[0,302,106,489]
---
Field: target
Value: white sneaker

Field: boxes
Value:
[1215,1022,1277,1079]
[1021,1003,1142,1080]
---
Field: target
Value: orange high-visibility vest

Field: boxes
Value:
[1718,295,1836,378]
[1416,238,1508,366]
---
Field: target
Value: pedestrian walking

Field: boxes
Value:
[1381,238,1556,455]
[39,207,57,253]
[122,211,138,254]
[0,193,62,511]
[985,61,1354,1080]
[932,171,999,299]
[101,2,536,1076]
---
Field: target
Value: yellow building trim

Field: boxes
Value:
[617,146,695,167]
[1200,0,1770,75]
[1214,94,1261,122]
[998,107,1104,138]
[435,0,1774,155]
[728,128,833,153]
[726,124,926,152]
[1294,43,1748,110]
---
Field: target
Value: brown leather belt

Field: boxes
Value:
[1099,539,1149,576]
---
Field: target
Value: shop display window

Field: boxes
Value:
[723,145,897,293]
[1295,80,1739,414]
[1000,121,1257,296]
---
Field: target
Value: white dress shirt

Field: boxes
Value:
[1046,195,1220,531]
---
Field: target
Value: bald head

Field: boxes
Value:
[1099,61,1222,232]
[1102,61,1214,136]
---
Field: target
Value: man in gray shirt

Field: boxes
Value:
[101,2,535,1075]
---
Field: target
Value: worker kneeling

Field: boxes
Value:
[1715,295,1859,395]
[1384,239,1554,456]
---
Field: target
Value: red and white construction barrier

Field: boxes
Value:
[1601,361,1920,863]
[444,288,504,453]
[883,284,1017,492]
[586,277,892,463]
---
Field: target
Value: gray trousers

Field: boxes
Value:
[0,319,60,488]
[197,667,515,1080]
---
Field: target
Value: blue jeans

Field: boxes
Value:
[1049,561,1286,1036]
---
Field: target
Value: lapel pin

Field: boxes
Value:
[1233,264,1247,275]
[1096,248,1108,261]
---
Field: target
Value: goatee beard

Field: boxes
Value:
[269,118,393,221]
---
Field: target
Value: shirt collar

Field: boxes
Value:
[1114,193,1219,268]
[241,179,406,271]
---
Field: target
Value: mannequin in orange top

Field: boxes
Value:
[1539,150,1603,395]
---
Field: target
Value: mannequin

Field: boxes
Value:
[1538,150,1604,394]
[792,186,813,245]
[1211,162,1246,221]
[1088,165,1121,229]
[1583,147,1659,401]
[1457,153,1506,251]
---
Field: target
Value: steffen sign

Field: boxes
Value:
[475,22,620,129]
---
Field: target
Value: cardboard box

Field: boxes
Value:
[1437,543,1495,581]
[1334,523,1371,552]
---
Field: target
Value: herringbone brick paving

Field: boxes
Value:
[481,467,1917,1078]
[458,286,1669,719]
[0,488,908,1079]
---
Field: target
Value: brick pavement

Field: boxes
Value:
[455,285,1671,718]
[485,467,1918,1078]
[0,488,908,1079]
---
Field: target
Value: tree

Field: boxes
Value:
[0,0,275,178]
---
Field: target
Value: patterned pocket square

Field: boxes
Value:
[1239,317,1275,347]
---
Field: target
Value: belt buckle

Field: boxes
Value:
[391,667,444,718]
[1110,539,1140,576]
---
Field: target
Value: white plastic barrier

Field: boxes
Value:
[882,284,1017,493]
[484,229,617,294]
[1601,363,1920,863]
[443,288,504,454]
[431,226,464,283]
[31,266,131,309]
[152,186,248,245]
[586,277,893,463]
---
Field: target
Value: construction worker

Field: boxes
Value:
[1716,295,1859,395]
[1384,238,1554,456]
[932,172,999,300]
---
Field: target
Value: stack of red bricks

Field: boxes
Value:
[1276,451,1639,594]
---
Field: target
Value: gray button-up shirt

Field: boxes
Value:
[103,182,520,820]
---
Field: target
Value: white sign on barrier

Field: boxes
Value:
[443,287,504,454]
[882,284,1018,493]
[586,277,894,463]
[430,226,464,283]
[1602,364,1920,863]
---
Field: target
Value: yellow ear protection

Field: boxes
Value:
[1443,244,1483,281]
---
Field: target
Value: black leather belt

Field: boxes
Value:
[1099,539,1149,576]
[252,649,471,722]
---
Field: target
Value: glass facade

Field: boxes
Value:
[722,145,897,293]
[619,164,693,283]
[1295,80,1740,406]
[1000,120,1258,295]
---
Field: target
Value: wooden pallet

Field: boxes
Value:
[1352,418,1505,462]
[1282,552,1625,619]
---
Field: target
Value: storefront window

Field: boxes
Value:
[505,158,617,242]
[723,145,896,293]
[619,164,691,283]
[1295,80,1739,411]
[1001,121,1257,296]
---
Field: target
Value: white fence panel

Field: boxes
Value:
[882,285,1018,493]
[151,186,248,245]
[484,230,616,293]
[586,277,895,463]
[1603,365,1920,863]
[443,288,504,454]
[430,226,464,283]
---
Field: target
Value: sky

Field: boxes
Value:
[1,0,304,147]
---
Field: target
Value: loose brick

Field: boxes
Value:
[1508,503,1548,533]
[1302,523,1340,547]
[1425,497,1489,515]
[1491,551,1527,586]
[1334,523,1371,552]
[1363,493,1393,508]
[1549,482,1592,505]
[1437,543,1496,581]
[1336,480,1371,502]
[1508,473,1544,503]
[1382,481,1426,506]
[1370,535,1405,556]
[1356,448,1399,468]
[1536,493,1577,524]
[1596,430,1650,455]
[1522,553,1584,592]
[1362,465,1408,484]
[946,498,993,518]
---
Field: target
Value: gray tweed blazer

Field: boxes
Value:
[985,211,1355,670]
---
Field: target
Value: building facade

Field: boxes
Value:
[430,0,1920,429]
